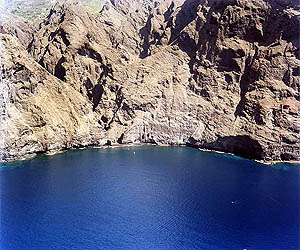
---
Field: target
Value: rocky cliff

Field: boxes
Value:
[0,0,299,162]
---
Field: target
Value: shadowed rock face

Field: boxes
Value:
[188,135,265,160]
[0,0,299,163]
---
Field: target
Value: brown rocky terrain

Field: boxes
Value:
[0,0,299,163]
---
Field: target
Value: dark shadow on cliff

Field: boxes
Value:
[84,78,104,111]
[188,135,264,160]
[54,57,66,81]
[139,14,153,58]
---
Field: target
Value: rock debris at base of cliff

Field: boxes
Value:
[0,0,299,162]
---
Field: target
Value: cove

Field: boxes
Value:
[0,146,299,250]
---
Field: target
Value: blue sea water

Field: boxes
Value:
[0,146,299,250]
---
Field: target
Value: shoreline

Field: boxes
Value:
[1,143,300,166]
[196,147,300,165]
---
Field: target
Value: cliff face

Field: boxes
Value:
[0,0,299,162]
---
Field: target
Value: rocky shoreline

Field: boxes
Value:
[0,0,299,163]
[2,143,299,166]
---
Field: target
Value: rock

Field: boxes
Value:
[0,16,37,48]
[0,0,299,163]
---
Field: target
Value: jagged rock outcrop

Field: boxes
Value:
[0,17,37,48]
[0,0,299,162]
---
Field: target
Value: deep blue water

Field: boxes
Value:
[0,146,299,250]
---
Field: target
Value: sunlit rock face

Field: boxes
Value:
[0,0,299,162]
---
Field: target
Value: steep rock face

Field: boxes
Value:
[138,0,300,160]
[0,34,105,160]
[0,0,299,162]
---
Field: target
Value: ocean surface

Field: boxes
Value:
[0,146,299,250]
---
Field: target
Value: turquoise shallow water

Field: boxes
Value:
[0,146,299,250]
